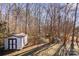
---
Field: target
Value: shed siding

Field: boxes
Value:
[17,38,22,49]
[24,35,28,45]
[22,38,24,48]
[4,39,8,50]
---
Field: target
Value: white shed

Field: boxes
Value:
[4,33,28,50]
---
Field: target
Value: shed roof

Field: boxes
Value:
[12,33,25,37]
[6,33,26,40]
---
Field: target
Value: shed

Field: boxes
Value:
[4,33,28,50]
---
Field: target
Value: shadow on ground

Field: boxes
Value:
[33,43,57,56]
[17,43,54,56]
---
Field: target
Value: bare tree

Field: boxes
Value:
[70,3,78,53]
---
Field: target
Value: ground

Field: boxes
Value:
[2,42,63,56]
[1,41,79,56]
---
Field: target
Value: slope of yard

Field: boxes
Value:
[33,43,62,56]
[4,43,46,56]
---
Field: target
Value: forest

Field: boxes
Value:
[0,3,79,56]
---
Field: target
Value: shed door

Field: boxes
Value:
[8,38,17,50]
